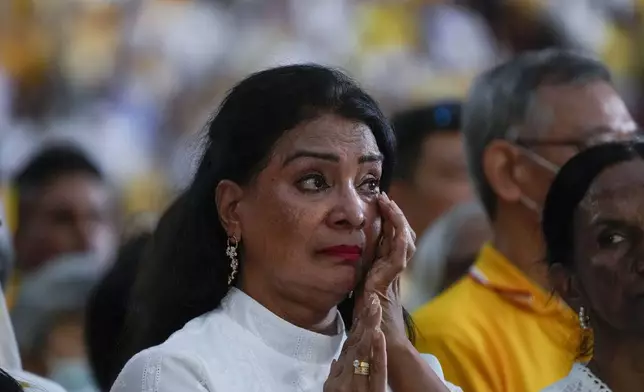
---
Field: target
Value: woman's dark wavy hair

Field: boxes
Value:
[125,64,414,357]
[543,141,644,270]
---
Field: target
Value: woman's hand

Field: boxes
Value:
[324,295,387,392]
[357,193,415,347]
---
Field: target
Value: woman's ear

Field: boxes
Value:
[215,180,244,240]
[550,263,582,310]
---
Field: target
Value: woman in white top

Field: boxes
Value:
[541,141,644,392]
[111,65,459,392]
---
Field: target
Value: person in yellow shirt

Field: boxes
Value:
[413,49,640,391]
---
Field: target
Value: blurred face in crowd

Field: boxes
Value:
[442,213,491,291]
[487,81,638,222]
[15,173,116,272]
[218,114,383,315]
[555,159,644,334]
[391,131,473,237]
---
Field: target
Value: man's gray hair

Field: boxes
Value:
[462,49,611,217]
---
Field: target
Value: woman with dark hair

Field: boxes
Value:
[111,64,459,392]
[541,141,644,391]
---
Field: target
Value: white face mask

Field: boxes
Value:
[516,147,561,218]
[47,358,99,392]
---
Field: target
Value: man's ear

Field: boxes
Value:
[482,140,523,205]
[215,180,244,240]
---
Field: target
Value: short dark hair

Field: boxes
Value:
[391,102,461,181]
[125,64,413,357]
[85,233,151,391]
[543,142,644,269]
[462,49,611,218]
[13,144,103,221]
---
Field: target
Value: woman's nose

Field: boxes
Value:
[327,188,366,230]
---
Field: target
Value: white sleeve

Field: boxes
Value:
[110,349,210,392]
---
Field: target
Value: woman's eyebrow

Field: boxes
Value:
[282,150,383,167]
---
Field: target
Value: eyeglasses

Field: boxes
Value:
[515,131,644,152]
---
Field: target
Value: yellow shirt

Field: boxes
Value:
[413,244,583,392]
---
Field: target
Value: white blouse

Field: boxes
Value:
[542,364,611,392]
[111,288,460,392]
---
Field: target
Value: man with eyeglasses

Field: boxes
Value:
[413,49,639,392]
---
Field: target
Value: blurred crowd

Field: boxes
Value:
[1,0,644,391]
[2,0,644,204]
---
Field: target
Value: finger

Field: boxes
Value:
[377,194,394,258]
[345,297,380,391]
[330,359,342,378]
[388,199,416,261]
[351,296,380,362]
[369,329,387,392]
[367,230,407,292]
[334,316,374,390]
[323,359,343,392]
[377,195,410,266]
[341,317,365,356]
[388,198,415,249]
[406,240,416,262]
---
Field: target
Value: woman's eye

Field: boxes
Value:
[358,178,380,194]
[297,174,329,192]
[597,232,627,248]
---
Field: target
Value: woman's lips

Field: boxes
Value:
[318,245,363,262]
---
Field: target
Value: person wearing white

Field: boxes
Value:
[540,142,644,392]
[111,65,459,392]
[0,282,66,392]
[111,288,460,392]
[542,364,610,392]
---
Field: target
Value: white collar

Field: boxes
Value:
[221,288,345,365]
[569,363,611,391]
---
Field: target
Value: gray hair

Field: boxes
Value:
[462,49,611,217]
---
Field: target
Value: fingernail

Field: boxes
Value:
[370,296,380,315]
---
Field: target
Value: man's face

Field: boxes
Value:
[512,81,638,213]
[15,173,116,272]
[391,132,474,236]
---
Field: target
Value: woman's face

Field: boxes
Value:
[572,159,644,332]
[225,114,383,306]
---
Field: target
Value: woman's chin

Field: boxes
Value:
[324,266,360,294]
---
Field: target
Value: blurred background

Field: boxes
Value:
[0,0,643,391]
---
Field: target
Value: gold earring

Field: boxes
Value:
[226,236,239,286]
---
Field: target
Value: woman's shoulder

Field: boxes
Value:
[111,345,210,392]
[111,310,235,391]
[163,308,231,348]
